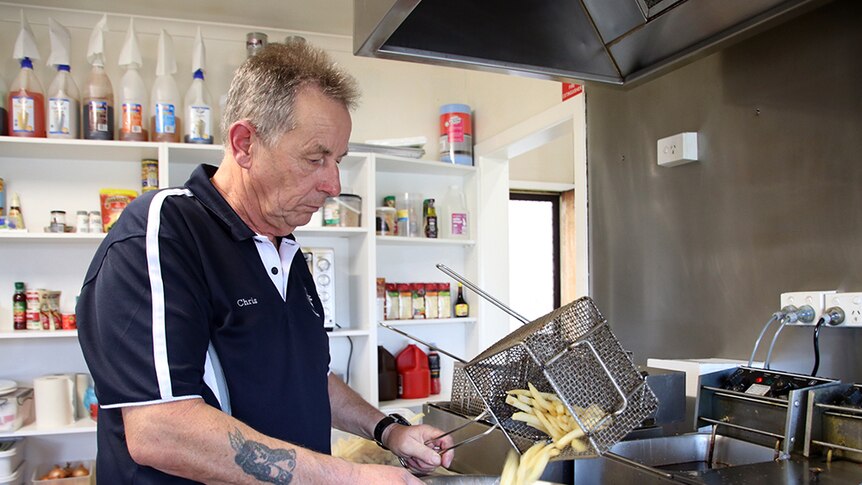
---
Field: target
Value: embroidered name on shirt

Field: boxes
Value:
[237,297,259,307]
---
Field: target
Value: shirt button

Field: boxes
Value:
[271,267,279,275]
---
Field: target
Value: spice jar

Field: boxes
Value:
[50,210,66,233]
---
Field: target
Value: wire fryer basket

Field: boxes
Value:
[449,296,658,460]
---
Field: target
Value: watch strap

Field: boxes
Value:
[373,413,410,449]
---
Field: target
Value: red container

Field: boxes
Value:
[396,344,430,399]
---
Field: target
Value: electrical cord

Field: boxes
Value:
[749,314,780,367]
[763,317,789,370]
[811,317,825,376]
[334,323,354,386]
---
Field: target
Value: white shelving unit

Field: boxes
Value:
[0,137,502,468]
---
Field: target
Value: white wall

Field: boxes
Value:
[0,3,563,156]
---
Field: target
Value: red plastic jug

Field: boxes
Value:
[396,344,430,399]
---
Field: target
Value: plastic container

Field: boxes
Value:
[119,66,148,141]
[323,195,362,227]
[8,58,46,138]
[439,103,473,166]
[0,440,24,477]
[378,346,398,401]
[442,185,469,239]
[184,69,213,144]
[31,461,93,484]
[396,344,430,399]
[82,64,114,140]
[151,74,181,142]
[0,77,8,136]
[396,192,423,237]
[0,461,23,485]
[47,65,80,139]
[0,387,33,432]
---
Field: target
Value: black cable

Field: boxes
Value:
[811,318,825,376]
[334,322,353,386]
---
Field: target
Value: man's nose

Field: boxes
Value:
[320,160,341,196]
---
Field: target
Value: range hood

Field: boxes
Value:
[354,0,827,85]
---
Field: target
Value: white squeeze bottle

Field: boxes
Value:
[443,185,469,240]
[184,28,213,144]
[118,18,148,141]
[151,29,181,143]
[83,14,115,140]
[46,19,79,139]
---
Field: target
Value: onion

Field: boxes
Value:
[71,463,90,477]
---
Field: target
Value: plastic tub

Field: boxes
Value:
[0,388,33,433]
[323,194,362,228]
[0,441,23,478]
[31,461,94,484]
[0,461,23,485]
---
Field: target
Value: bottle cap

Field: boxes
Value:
[20,58,33,69]
[193,69,205,80]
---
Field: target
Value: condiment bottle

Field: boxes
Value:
[184,69,213,144]
[82,63,115,140]
[454,282,469,318]
[119,64,148,141]
[47,65,80,139]
[424,198,438,238]
[6,193,25,230]
[428,345,441,395]
[13,282,27,330]
[8,58,46,138]
[151,30,181,143]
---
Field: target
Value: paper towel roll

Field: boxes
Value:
[34,375,74,429]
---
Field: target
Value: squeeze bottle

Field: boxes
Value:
[184,70,213,144]
[119,66,148,141]
[47,65,79,139]
[151,30,181,142]
[8,58,46,138]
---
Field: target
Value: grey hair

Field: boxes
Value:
[221,41,360,148]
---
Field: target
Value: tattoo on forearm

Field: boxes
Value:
[229,428,297,484]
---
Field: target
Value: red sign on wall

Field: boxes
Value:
[562,82,583,101]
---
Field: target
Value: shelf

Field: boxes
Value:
[376,235,475,247]
[328,329,371,338]
[374,155,476,176]
[0,136,156,161]
[0,232,105,242]
[294,227,368,238]
[0,330,78,339]
[380,318,476,327]
[0,418,96,438]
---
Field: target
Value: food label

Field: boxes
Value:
[186,105,211,140]
[88,101,110,132]
[141,160,159,192]
[122,103,144,133]
[11,96,35,133]
[440,112,471,143]
[155,103,177,134]
[48,98,72,135]
[450,212,467,236]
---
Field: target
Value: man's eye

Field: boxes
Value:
[308,158,324,165]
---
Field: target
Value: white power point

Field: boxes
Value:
[825,293,862,327]
[780,291,836,326]
[657,132,698,167]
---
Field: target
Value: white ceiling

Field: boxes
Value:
[15,0,354,37]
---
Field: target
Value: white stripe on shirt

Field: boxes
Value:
[145,188,193,400]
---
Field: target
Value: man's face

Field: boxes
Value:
[250,87,351,232]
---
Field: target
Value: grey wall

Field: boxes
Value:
[587,0,862,382]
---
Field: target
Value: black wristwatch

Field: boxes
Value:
[373,413,411,450]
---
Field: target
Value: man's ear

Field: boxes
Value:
[228,121,256,169]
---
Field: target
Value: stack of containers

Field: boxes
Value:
[0,439,24,485]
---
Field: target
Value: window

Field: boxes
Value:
[508,192,561,328]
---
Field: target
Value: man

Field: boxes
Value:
[78,42,453,483]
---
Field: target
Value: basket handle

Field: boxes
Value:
[423,409,500,454]
[570,340,629,420]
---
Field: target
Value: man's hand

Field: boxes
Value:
[383,423,455,474]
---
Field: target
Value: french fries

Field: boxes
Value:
[500,383,609,485]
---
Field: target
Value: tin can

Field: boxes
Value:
[439,103,473,166]
[89,211,102,233]
[25,289,42,330]
[50,210,66,233]
[61,313,77,330]
[76,211,89,233]
[142,159,159,192]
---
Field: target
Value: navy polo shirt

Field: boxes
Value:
[77,164,332,484]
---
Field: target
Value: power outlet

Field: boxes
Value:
[657,132,698,167]
[780,291,836,326]
[825,292,862,327]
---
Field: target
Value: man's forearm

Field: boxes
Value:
[123,398,354,484]
[328,374,387,440]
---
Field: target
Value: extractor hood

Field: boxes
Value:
[354,0,828,85]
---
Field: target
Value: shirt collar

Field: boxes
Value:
[185,164,296,242]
